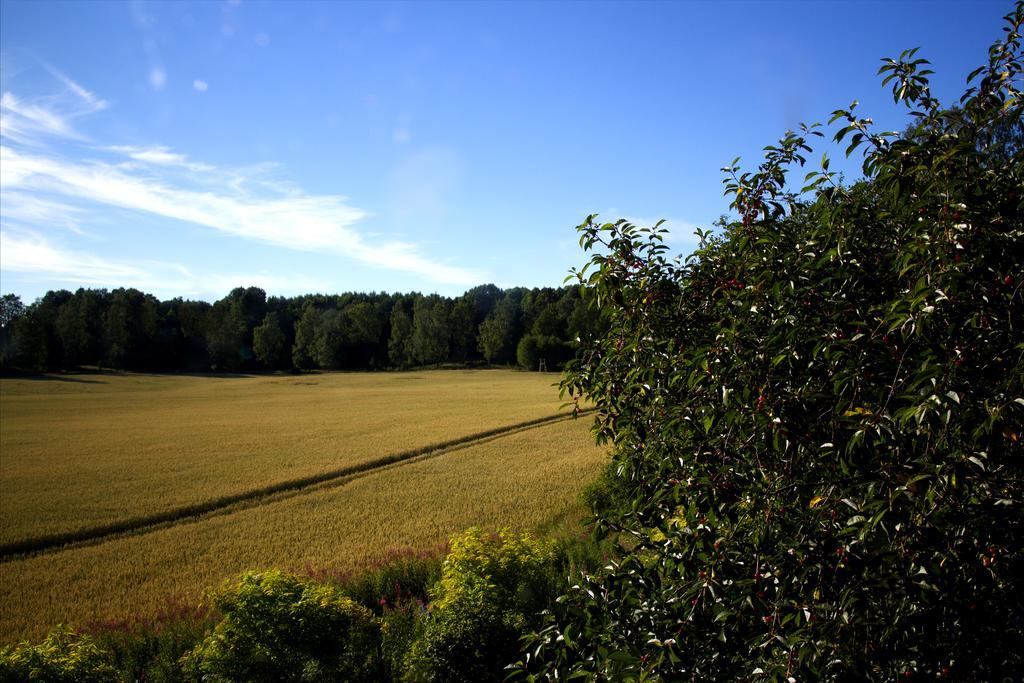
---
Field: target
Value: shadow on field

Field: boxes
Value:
[10,374,106,384]
[12,370,260,381]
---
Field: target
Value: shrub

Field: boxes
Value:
[520,4,1024,680]
[406,528,558,682]
[0,626,117,683]
[335,550,444,617]
[516,334,574,371]
[579,460,635,522]
[91,601,212,683]
[380,600,428,682]
[330,550,442,681]
[181,570,381,682]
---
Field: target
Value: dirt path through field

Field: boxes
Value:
[0,409,594,560]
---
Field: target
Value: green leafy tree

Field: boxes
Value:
[0,294,25,330]
[342,300,384,368]
[516,334,573,371]
[530,306,564,339]
[291,303,319,370]
[207,287,266,370]
[312,308,346,369]
[0,294,26,368]
[522,6,1024,680]
[55,288,104,368]
[463,284,501,328]
[411,295,450,365]
[478,297,519,364]
[12,311,48,370]
[388,298,416,368]
[253,312,287,368]
[103,288,157,369]
[448,297,476,361]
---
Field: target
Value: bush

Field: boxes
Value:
[0,626,117,683]
[181,570,381,682]
[380,600,428,682]
[516,334,573,371]
[92,602,212,683]
[579,460,636,523]
[520,4,1024,680]
[336,551,443,617]
[332,551,442,681]
[406,528,559,682]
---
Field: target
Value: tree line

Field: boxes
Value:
[0,284,605,373]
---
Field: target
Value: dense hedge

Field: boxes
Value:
[517,4,1023,680]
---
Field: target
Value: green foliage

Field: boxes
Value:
[406,528,559,682]
[388,299,416,368]
[312,308,347,369]
[338,553,443,617]
[0,626,117,683]
[478,298,520,364]
[380,602,426,681]
[578,461,635,523]
[291,302,319,370]
[181,570,381,682]
[55,289,103,367]
[517,334,573,371]
[96,619,208,683]
[411,295,450,365]
[3,284,590,374]
[253,311,287,368]
[0,294,25,330]
[447,298,477,361]
[0,294,24,368]
[521,5,1024,680]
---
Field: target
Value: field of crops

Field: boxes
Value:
[0,370,575,547]
[0,370,607,643]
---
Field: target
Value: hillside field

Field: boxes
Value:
[0,370,607,643]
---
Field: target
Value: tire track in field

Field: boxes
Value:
[0,409,596,561]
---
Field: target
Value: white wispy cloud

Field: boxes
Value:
[0,64,107,145]
[0,91,83,143]
[0,191,91,236]
[40,63,109,113]
[0,75,482,288]
[106,144,214,172]
[1,231,146,284]
[0,231,324,299]
[193,79,208,92]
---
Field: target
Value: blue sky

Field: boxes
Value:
[0,0,1009,302]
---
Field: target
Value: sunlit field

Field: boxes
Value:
[0,369,606,643]
[0,370,574,547]
[0,413,606,643]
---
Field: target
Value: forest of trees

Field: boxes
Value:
[0,284,605,373]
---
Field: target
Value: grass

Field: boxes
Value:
[0,416,606,643]
[0,370,574,547]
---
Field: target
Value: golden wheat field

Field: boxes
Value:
[0,370,575,546]
[0,370,607,643]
